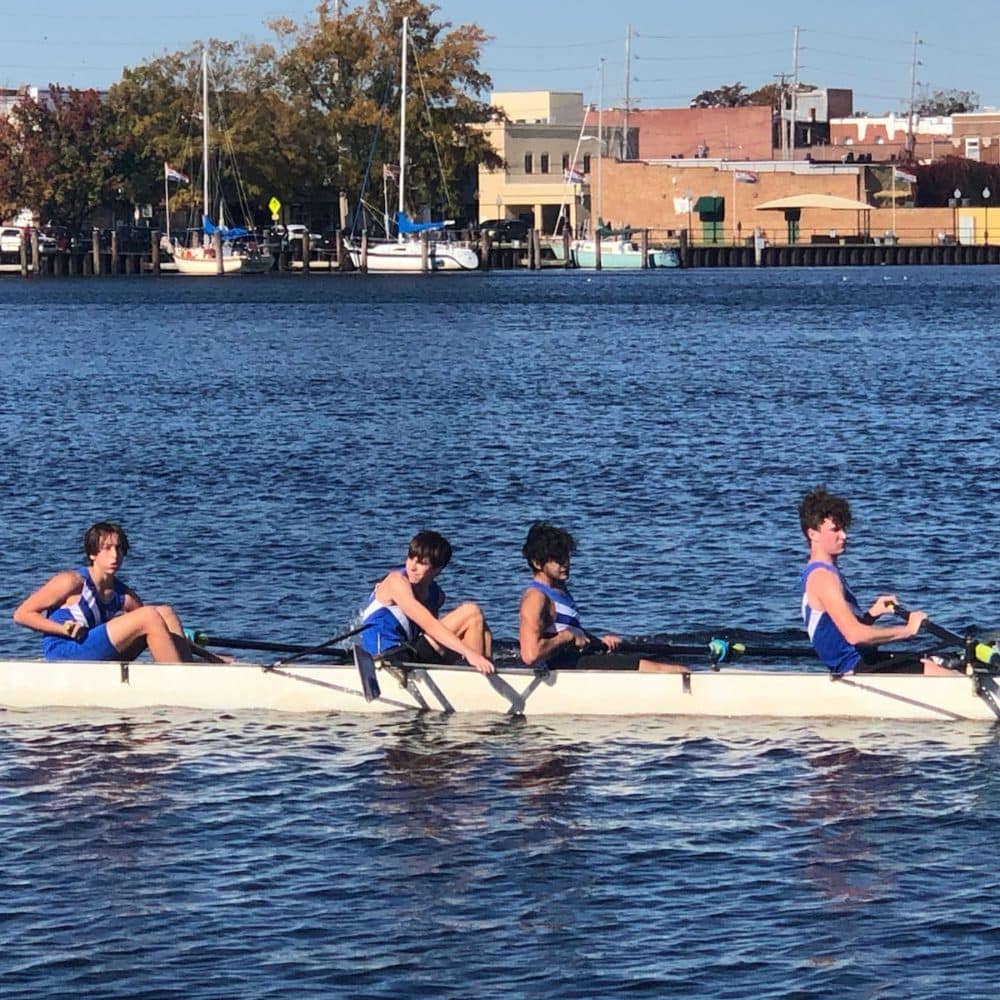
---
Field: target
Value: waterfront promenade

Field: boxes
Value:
[4,228,1000,275]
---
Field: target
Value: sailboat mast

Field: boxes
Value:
[398,16,407,220]
[202,49,210,226]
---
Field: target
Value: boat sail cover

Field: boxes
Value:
[203,215,251,240]
[396,211,452,234]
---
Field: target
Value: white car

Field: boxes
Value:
[0,227,57,254]
[1,227,25,253]
[283,224,323,244]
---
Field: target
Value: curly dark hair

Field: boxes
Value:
[799,488,852,538]
[522,520,577,571]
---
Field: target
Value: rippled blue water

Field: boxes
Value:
[2,268,999,997]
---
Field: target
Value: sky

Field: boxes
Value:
[2,1,997,115]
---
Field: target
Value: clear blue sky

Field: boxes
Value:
[2,1,995,114]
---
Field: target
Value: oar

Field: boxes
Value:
[273,624,373,665]
[891,604,1000,671]
[192,633,345,657]
[191,625,371,664]
[617,640,817,662]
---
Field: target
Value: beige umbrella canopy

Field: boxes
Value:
[754,194,873,211]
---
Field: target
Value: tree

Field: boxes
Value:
[915,89,980,116]
[0,87,119,229]
[253,0,500,225]
[913,156,1000,207]
[690,83,752,108]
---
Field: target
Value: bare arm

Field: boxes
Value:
[383,573,493,672]
[519,587,583,666]
[13,571,86,638]
[808,569,924,647]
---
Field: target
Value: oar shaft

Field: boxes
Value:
[194,635,349,661]
[620,641,816,660]
[195,635,318,655]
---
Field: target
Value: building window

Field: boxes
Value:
[583,154,592,173]
[562,153,570,170]
[524,153,533,175]
[540,153,549,174]
[966,136,981,161]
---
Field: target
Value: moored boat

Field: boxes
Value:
[2,657,998,721]
[571,239,680,269]
[170,50,273,276]
[343,17,479,274]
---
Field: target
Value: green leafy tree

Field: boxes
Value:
[107,41,281,230]
[259,0,500,225]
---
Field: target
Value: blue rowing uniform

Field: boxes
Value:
[800,561,864,675]
[360,567,444,656]
[43,566,129,661]
[528,580,585,669]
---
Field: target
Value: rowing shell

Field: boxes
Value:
[1,658,998,721]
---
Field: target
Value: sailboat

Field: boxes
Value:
[345,17,478,273]
[171,50,272,276]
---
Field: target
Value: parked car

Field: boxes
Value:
[475,218,531,243]
[41,225,71,251]
[0,227,56,254]
[0,226,24,254]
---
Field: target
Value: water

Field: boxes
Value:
[1,268,999,997]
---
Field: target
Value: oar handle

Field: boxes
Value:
[890,604,1000,672]
[889,603,966,645]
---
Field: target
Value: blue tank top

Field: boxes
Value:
[360,567,444,655]
[527,580,585,669]
[42,566,129,656]
[800,561,863,674]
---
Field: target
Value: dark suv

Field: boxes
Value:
[476,218,531,243]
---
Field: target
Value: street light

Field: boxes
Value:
[983,186,991,246]
[953,187,962,242]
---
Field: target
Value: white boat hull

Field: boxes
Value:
[1,659,997,721]
[347,240,478,272]
[172,248,273,275]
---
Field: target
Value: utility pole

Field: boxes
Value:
[598,58,604,225]
[905,33,922,161]
[774,73,789,160]
[789,26,800,161]
[622,24,632,160]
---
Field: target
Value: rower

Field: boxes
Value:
[358,530,494,674]
[517,520,686,673]
[12,521,224,663]
[798,488,957,676]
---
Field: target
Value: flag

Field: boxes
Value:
[894,168,917,184]
[165,163,189,184]
[564,167,585,184]
[735,170,758,184]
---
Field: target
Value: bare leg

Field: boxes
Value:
[439,602,491,657]
[420,603,491,663]
[106,607,184,663]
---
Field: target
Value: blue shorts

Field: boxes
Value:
[42,623,122,661]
